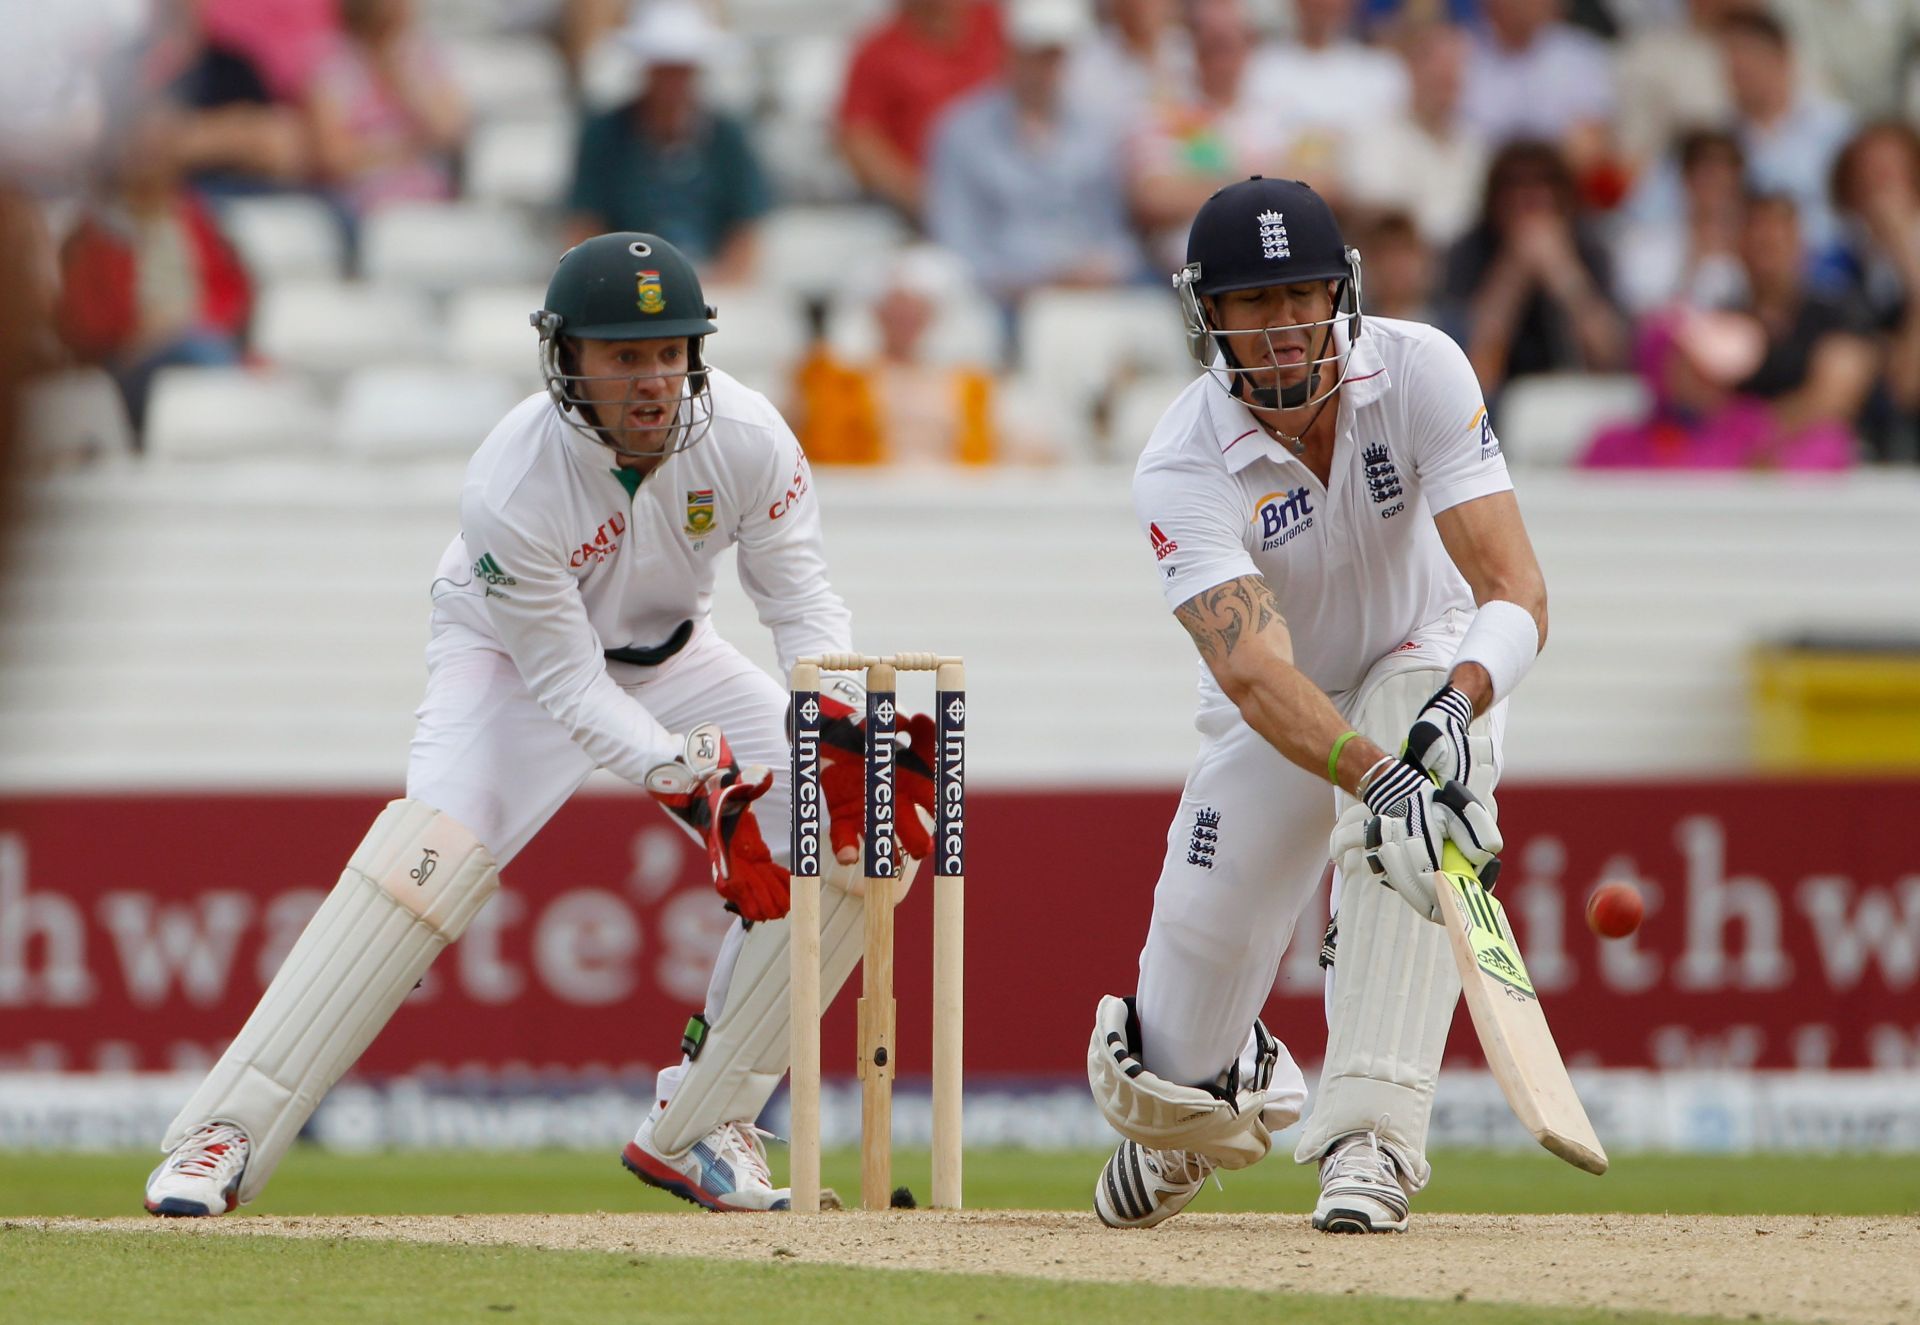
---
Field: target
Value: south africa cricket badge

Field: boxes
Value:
[684,489,715,536]
[637,269,666,314]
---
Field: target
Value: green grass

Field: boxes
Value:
[7,1146,1916,1219]
[0,1228,1802,1325]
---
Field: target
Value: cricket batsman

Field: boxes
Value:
[144,233,934,1215]
[1088,178,1547,1233]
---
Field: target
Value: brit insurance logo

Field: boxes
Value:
[1473,406,1502,461]
[1252,487,1314,550]
[1257,209,1290,261]
[1363,442,1405,519]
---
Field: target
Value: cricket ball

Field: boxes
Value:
[1585,881,1644,939]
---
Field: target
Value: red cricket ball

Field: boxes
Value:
[1585,881,1644,939]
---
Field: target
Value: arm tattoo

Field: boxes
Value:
[1174,575,1282,664]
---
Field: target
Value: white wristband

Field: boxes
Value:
[1452,600,1538,704]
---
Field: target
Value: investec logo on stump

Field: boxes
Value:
[792,693,822,876]
[1254,487,1314,550]
[937,692,966,877]
[866,692,897,879]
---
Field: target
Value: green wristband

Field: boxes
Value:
[1327,729,1359,785]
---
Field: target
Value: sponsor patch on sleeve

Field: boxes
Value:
[1473,406,1502,461]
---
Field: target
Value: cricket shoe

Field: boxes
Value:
[1094,1139,1215,1228]
[621,1107,790,1211]
[145,1121,249,1217]
[1311,1121,1415,1233]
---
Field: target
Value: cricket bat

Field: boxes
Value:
[1435,840,1608,1175]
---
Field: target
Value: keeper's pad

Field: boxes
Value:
[161,800,499,1203]
[1293,664,1498,1181]
[651,852,922,1155]
[1087,994,1301,1169]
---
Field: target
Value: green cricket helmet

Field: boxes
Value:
[531,232,720,458]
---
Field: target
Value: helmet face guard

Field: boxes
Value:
[533,309,716,461]
[1175,247,1365,416]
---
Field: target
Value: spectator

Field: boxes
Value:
[53,121,251,435]
[1586,194,1874,470]
[838,0,1005,218]
[1063,0,1195,133]
[1460,0,1615,176]
[926,0,1142,307]
[160,6,313,198]
[792,246,1055,466]
[1128,1,1297,269]
[1249,0,1408,138]
[199,0,341,105]
[1612,0,1735,175]
[306,0,467,222]
[1826,121,1920,460]
[1342,21,1486,247]
[1360,210,1441,323]
[1613,128,1748,317]
[1718,6,1851,253]
[1443,139,1626,395]
[565,2,770,285]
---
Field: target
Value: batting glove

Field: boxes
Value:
[645,723,790,921]
[1404,683,1475,787]
[1358,758,1503,922]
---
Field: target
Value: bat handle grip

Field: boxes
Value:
[1441,840,1502,891]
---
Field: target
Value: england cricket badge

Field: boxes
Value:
[637,269,666,314]
[684,488,715,536]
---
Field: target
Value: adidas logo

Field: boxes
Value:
[1149,523,1179,561]
[472,553,516,586]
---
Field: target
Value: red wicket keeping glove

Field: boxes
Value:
[817,686,937,863]
[645,723,791,921]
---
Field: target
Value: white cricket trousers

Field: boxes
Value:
[1133,609,1505,1089]
[404,616,790,1094]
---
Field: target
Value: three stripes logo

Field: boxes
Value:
[1452,875,1537,1000]
[471,553,516,586]
[1149,522,1178,561]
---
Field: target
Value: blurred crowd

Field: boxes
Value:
[12,0,1920,469]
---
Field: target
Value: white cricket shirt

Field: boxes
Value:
[1133,317,1513,719]
[429,369,853,785]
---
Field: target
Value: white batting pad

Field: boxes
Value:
[1293,664,1497,1181]
[161,799,499,1202]
[651,854,920,1155]
[1088,995,1295,1170]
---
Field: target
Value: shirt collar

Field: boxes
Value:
[1207,319,1391,473]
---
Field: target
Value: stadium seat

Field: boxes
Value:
[1018,288,1191,433]
[755,206,909,298]
[1106,372,1203,464]
[17,367,136,464]
[336,366,524,459]
[218,194,347,281]
[144,367,333,460]
[704,284,810,395]
[362,202,556,294]
[253,281,442,376]
[447,284,549,388]
[825,275,1003,368]
[465,117,576,209]
[1497,373,1651,468]
[444,36,570,123]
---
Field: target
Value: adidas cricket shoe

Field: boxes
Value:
[1312,1122,1413,1233]
[1094,1139,1214,1228]
[622,1107,790,1211]
[145,1121,249,1217]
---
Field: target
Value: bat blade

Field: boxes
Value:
[1436,841,1608,1175]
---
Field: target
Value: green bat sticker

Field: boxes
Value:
[1443,867,1537,1001]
